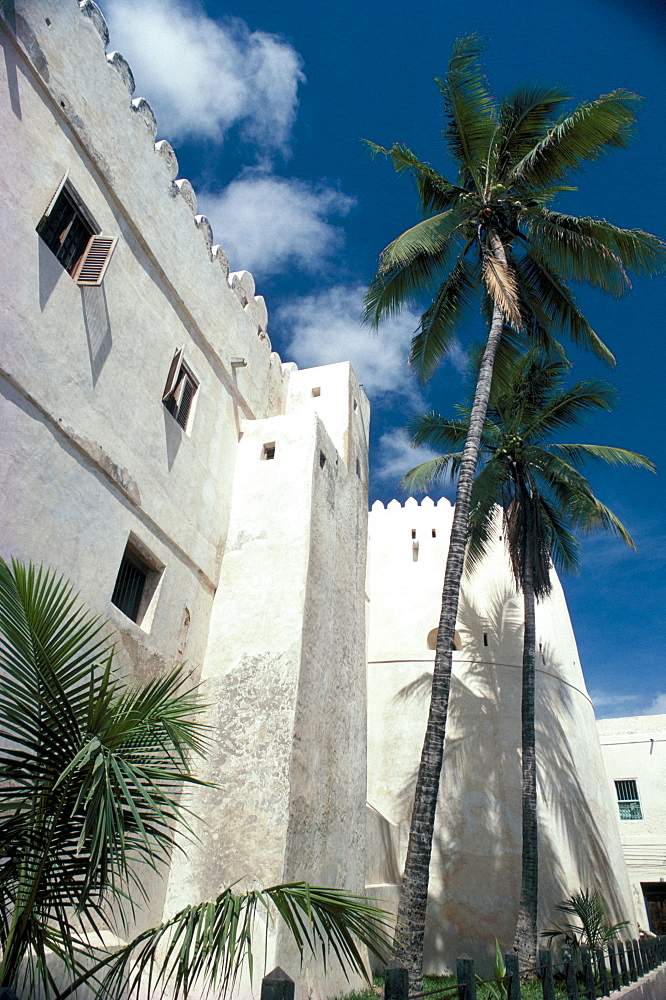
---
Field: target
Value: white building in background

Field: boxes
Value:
[597,716,666,936]
[0,0,638,993]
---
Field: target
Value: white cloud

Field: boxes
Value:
[374,428,442,488]
[101,0,304,153]
[591,689,652,719]
[199,174,354,277]
[276,284,423,403]
[645,693,666,716]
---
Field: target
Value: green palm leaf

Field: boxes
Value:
[409,256,480,380]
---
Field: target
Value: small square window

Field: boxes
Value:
[111,540,162,627]
[311,387,321,397]
[263,442,276,460]
[37,182,117,284]
[163,349,199,431]
[615,779,643,820]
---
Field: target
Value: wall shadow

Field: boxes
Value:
[1,10,21,119]
[163,407,183,470]
[38,238,62,310]
[384,582,629,976]
[81,285,112,385]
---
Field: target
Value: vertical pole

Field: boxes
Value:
[456,955,476,1000]
[385,961,409,1000]
[261,967,295,1000]
[580,948,595,1000]
[626,940,637,982]
[595,946,609,997]
[562,947,578,1000]
[538,949,556,1000]
[607,943,620,992]
[617,941,629,986]
[505,953,520,1000]
[639,938,649,973]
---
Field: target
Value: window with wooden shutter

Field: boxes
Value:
[73,235,118,286]
[37,182,116,284]
[162,350,199,432]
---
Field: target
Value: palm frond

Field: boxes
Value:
[528,214,629,297]
[400,454,463,493]
[520,380,616,437]
[509,90,642,187]
[62,884,392,1000]
[361,141,464,213]
[437,34,497,189]
[407,412,472,452]
[409,256,480,380]
[364,211,463,326]
[537,211,666,278]
[495,85,569,177]
[545,443,655,472]
[481,238,523,328]
[515,252,615,365]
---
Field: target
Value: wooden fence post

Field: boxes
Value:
[595,946,609,997]
[385,960,409,1000]
[580,947,595,1000]
[504,952,520,1000]
[456,954,476,1000]
[261,967,295,1000]
[617,941,630,986]
[607,942,621,991]
[538,949,556,1000]
[562,947,578,1000]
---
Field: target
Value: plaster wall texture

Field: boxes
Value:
[366,497,635,975]
[164,363,370,999]
[0,2,371,993]
[597,716,666,929]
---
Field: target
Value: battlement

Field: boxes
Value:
[370,495,452,512]
[74,1,269,330]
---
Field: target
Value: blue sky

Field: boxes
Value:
[98,0,665,719]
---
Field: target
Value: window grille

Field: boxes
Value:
[615,779,643,820]
[163,349,199,431]
[111,552,149,622]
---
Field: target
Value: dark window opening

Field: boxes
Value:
[319,451,326,468]
[163,353,198,431]
[642,883,666,935]
[615,779,642,820]
[353,399,358,411]
[37,185,95,276]
[483,633,488,646]
[411,529,416,539]
[356,458,361,476]
[432,528,436,538]
[263,443,276,460]
[111,541,162,626]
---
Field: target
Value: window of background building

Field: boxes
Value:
[163,349,199,431]
[614,779,643,820]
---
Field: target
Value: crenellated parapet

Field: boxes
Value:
[370,495,452,512]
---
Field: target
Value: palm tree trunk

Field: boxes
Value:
[513,515,538,971]
[394,295,506,994]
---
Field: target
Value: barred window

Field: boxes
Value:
[111,540,162,627]
[615,779,643,821]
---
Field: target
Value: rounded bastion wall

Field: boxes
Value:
[366,497,635,975]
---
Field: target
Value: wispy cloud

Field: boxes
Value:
[101,0,304,154]
[199,174,354,277]
[374,428,442,488]
[593,687,666,720]
[276,284,424,404]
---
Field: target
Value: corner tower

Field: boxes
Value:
[365,496,635,974]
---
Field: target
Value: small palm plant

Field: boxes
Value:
[541,888,629,961]
[0,558,390,998]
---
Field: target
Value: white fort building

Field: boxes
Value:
[0,0,640,995]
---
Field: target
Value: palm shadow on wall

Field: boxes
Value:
[391,585,626,976]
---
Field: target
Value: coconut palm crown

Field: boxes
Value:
[364,34,665,380]
[363,34,665,990]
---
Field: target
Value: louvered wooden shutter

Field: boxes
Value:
[163,348,184,400]
[73,235,118,286]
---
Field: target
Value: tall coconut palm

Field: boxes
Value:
[402,348,655,970]
[0,558,390,999]
[363,34,665,989]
